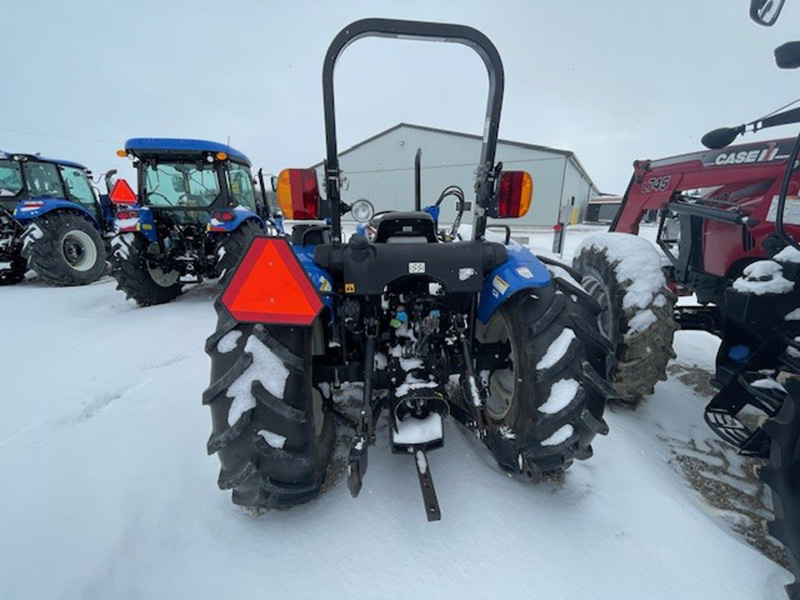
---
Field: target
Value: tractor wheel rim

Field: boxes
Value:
[61,230,97,272]
[485,311,515,421]
[580,273,613,340]
[147,261,180,287]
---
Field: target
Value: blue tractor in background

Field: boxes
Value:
[110,138,270,306]
[0,151,115,285]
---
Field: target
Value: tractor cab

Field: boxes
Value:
[0,151,102,221]
[109,139,268,306]
[116,138,263,226]
[0,151,115,286]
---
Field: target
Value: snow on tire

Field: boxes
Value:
[21,213,106,286]
[111,233,182,306]
[204,300,334,509]
[477,278,614,479]
[213,220,263,284]
[573,232,677,404]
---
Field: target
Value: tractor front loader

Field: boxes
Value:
[203,19,616,520]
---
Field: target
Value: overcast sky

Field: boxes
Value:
[3,0,799,194]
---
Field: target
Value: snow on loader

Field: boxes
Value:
[110,139,270,306]
[204,19,615,520]
[0,151,115,285]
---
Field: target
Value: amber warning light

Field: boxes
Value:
[221,237,323,326]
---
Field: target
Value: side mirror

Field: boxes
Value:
[276,168,320,219]
[750,0,785,26]
[775,41,800,69]
[701,126,745,149]
[109,179,138,205]
[270,175,278,192]
[494,171,532,218]
[350,198,374,222]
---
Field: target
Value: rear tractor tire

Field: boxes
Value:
[0,254,27,285]
[477,278,615,479]
[203,300,334,509]
[214,220,263,283]
[761,378,800,598]
[21,213,106,286]
[573,233,677,404]
[111,233,182,306]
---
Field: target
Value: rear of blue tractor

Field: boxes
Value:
[109,139,271,306]
[0,151,115,286]
[204,19,615,519]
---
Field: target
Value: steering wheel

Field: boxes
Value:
[148,191,170,204]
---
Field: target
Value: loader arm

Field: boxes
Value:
[612,138,798,235]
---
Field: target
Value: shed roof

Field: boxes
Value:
[312,122,598,192]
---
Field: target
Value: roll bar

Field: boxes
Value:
[322,18,505,242]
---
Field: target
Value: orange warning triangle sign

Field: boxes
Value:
[221,237,323,326]
[109,179,138,204]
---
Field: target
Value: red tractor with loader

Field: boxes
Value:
[572,4,800,594]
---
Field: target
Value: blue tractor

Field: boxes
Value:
[110,138,270,306]
[204,19,615,519]
[0,151,115,285]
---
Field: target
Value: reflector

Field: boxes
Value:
[496,171,532,218]
[221,237,323,325]
[109,179,138,205]
[276,168,320,219]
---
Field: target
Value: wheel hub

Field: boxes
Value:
[60,230,97,272]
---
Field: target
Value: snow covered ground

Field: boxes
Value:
[0,224,794,599]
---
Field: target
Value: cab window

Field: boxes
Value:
[59,165,96,208]
[227,163,257,211]
[0,160,23,197]
[23,162,64,198]
[144,163,220,207]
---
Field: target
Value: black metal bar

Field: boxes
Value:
[322,18,505,243]
[667,199,748,225]
[775,131,800,251]
[362,326,377,439]
[414,148,422,212]
[413,447,441,521]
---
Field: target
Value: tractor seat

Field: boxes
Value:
[374,211,438,244]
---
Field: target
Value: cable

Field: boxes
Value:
[0,127,118,145]
[760,96,800,121]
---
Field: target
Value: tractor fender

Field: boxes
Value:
[115,205,158,243]
[476,242,552,324]
[13,199,100,229]
[292,244,336,317]
[208,208,264,233]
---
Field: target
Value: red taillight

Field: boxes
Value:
[213,211,236,222]
[109,179,137,205]
[117,210,138,220]
[495,171,533,218]
[221,237,323,325]
[276,168,320,219]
